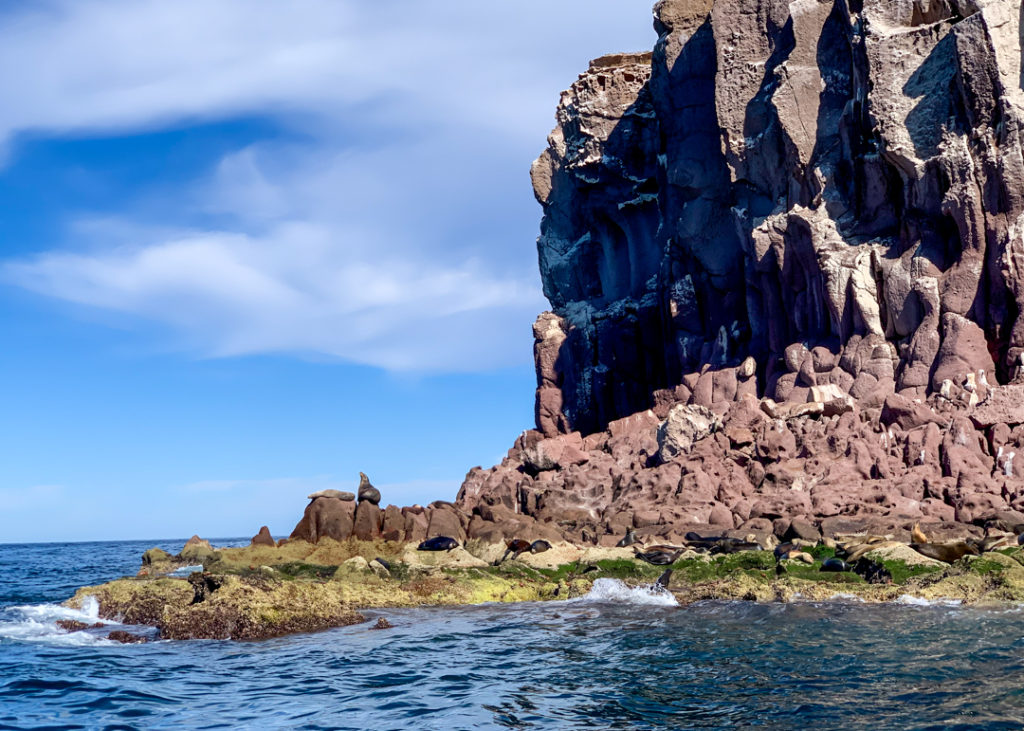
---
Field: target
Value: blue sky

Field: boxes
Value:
[0,0,655,543]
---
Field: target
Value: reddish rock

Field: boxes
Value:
[290,497,355,543]
[381,505,405,542]
[352,501,382,541]
[250,526,275,547]
[426,507,466,542]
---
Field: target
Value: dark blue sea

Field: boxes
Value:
[3,540,1024,729]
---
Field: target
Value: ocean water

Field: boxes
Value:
[3,541,1024,729]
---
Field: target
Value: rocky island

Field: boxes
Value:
[66,0,1024,640]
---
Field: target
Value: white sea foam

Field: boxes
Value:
[169,564,204,577]
[571,578,679,607]
[0,596,116,646]
[895,594,963,607]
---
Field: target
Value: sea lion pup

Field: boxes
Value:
[616,529,638,548]
[529,539,552,554]
[910,541,979,564]
[357,472,381,506]
[495,539,532,565]
[417,536,459,552]
[911,524,929,544]
[634,547,684,566]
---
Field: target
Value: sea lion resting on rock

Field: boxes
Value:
[634,547,683,566]
[685,533,762,555]
[529,540,551,554]
[820,558,852,573]
[910,541,979,564]
[417,536,458,552]
[774,542,812,564]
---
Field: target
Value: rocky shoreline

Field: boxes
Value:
[63,525,1024,641]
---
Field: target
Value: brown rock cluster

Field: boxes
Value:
[456,382,1024,545]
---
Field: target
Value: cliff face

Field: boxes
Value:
[531,0,1024,437]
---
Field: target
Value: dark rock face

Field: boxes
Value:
[532,0,1024,436]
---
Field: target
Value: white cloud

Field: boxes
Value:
[0,0,655,371]
[5,222,543,370]
[0,0,655,145]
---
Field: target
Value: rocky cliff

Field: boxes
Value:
[531,0,1024,437]
[452,0,1024,546]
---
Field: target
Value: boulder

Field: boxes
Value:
[250,526,275,548]
[179,535,214,562]
[290,497,356,543]
[657,404,720,462]
[353,501,382,541]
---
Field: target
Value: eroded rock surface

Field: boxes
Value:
[532,0,1024,436]
[459,0,1024,544]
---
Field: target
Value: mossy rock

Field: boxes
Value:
[142,547,174,566]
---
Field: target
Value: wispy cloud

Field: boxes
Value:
[0,0,655,371]
[5,222,541,370]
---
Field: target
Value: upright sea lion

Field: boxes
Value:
[616,529,638,547]
[911,524,929,544]
[655,569,673,589]
[910,541,979,564]
[357,472,381,505]
[417,536,458,552]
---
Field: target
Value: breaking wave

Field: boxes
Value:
[572,578,679,607]
[0,596,114,646]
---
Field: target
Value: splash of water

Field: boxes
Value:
[572,578,679,607]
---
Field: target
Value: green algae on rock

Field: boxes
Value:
[66,540,1024,641]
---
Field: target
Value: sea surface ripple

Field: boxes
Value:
[3,541,1024,729]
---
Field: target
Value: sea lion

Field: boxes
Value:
[655,569,673,589]
[616,529,638,547]
[910,541,979,564]
[911,524,929,544]
[687,534,759,554]
[710,539,762,555]
[634,548,683,566]
[820,557,851,572]
[773,542,797,560]
[495,539,532,564]
[844,540,903,563]
[357,472,381,505]
[529,539,552,554]
[974,532,1016,552]
[373,557,392,571]
[853,558,892,584]
[417,536,458,551]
